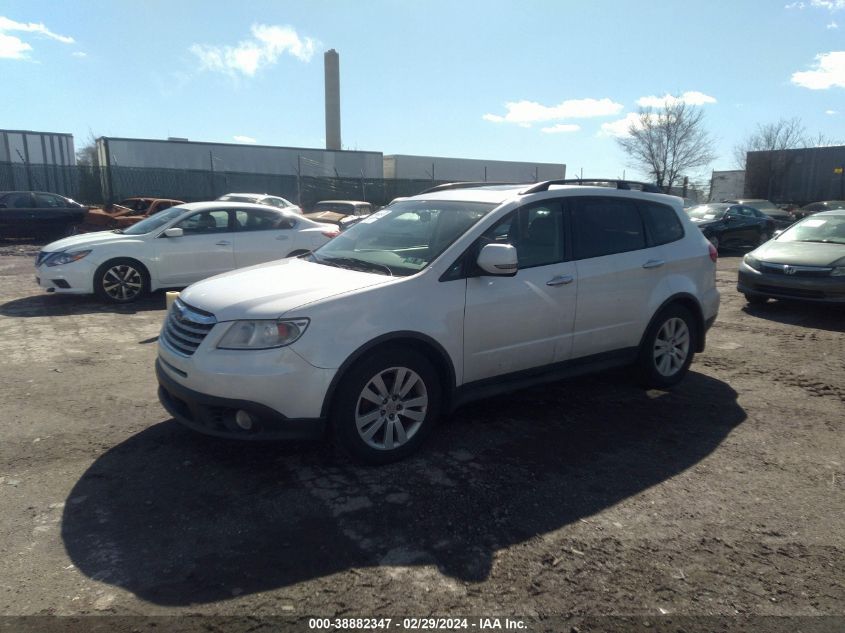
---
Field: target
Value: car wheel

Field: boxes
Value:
[637,305,696,389]
[745,293,769,306]
[94,258,149,304]
[708,235,720,251]
[331,347,441,464]
[757,230,770,245]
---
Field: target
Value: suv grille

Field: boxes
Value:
[161,299,217,356]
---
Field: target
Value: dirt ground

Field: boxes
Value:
[0,238,842,630]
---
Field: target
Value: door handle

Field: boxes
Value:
[216,240,231,246]
[642,259,665,269]
[546,274,574,286]
[275,235,290,240]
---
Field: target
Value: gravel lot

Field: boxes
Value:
[0,238,842,628]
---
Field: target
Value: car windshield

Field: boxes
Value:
[117,199,150,212]
[743,200,778,211]
[687,204,727,220]
[121,207,186,235]
[310,199,497,276]
[777,215,845,245]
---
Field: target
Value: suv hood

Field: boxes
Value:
[179,257,393,321]
[42,231,134,252]
[753,240,845,266]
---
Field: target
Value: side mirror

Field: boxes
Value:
[477,243,518,276]
[163,227,183,238]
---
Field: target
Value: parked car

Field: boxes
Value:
[793,200,845,220]
[738,210,845,305]
[304,200,373,229]
[34,202,338,303]
[724,198,794,229]
[686,203,775,250]
[0,191,87,238]
[217,193,302,215]
[84,197,185,229]
[155,180,719,464]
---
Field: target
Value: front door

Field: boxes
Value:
[155,209,235,286]
[463,200,577,383]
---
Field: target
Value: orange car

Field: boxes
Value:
[85,197,185,229]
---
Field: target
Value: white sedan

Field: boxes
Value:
[34,202,339,303]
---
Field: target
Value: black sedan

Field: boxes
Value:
[0,191,87,238]
[686,203,776,251]
[794,200,845,220]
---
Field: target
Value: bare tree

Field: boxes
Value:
[617,99,716,193]
[76,133,99,167]
[732,117,807,168]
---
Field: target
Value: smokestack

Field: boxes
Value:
[324,49,341,151]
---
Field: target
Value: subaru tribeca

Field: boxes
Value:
[156,180,719,463]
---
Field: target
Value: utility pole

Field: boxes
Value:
[297,155,303,206]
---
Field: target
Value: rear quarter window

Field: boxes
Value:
[572,197,646,259]
[641,202,685,245]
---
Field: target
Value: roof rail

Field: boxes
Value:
[521,179,663,194]
[418,181,525,194]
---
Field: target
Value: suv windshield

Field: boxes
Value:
[122,207,185,235]
[777,214,845,245]
[311,199,496,276]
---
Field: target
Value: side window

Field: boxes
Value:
[34,193,65,208]
[479,201,565,269]
[641,201,684,245]
[4,193,33,208]
[572,197,646,260]
[236,209,295,231]
[176,210,230,235]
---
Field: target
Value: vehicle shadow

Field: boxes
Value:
[742,300,845,333]
[0,291,166,317]
[61,370,745,606]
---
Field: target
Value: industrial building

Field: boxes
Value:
[745,145,845,205]
[709,169,746,201]
[0,129,76,196]
[384,154,565,183]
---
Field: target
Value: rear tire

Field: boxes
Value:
[637,304,696,389]
[94,258,149,304]
[331,347,441,464]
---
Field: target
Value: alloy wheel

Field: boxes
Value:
[102,264,143,301]
[354,366,428,451]
[653,317,691,377]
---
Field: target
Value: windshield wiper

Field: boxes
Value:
[111,229,124,234]
[320,256,393,276]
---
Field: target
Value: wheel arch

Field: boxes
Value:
[95,256,152,285]
[641,293,706,353]
[319,331,457,419]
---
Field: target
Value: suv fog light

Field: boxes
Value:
[235,410,254,430]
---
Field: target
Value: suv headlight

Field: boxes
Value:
[45,250,91,267]
[217,318,309,350]
[743,254,762,271]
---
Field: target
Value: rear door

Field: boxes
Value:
[0,192,35,232]
[232,208,299,267]
[463,200,577,382]
[570,196,662,359]
[155,209,235,285]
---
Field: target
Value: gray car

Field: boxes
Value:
[737,210,845,304]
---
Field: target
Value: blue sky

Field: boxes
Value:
[1,0,843,184]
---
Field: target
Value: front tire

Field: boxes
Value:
[331,347,441,464]
[94,258,149,304]
[637,305,696,389]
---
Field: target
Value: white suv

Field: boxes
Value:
[156,181,719,463]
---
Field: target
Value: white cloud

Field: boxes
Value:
[72,51,86,58]
[599,113,646,138]
[791,51,845,89]
[826,109,838,114]
[811,0,845,10]
[190,24,318,77]
[233,135,257,143]
[827,20,840,27]
[636,91,717,107]
[482,97,623,128]
[785,1,806,8]
[0,32,31,59]
[0,16,74,59]
[541,123,581,134]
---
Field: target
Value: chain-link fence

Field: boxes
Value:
[0,161,451,209]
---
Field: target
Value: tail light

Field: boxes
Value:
[708,243,718,263]
[322,229,340,239]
